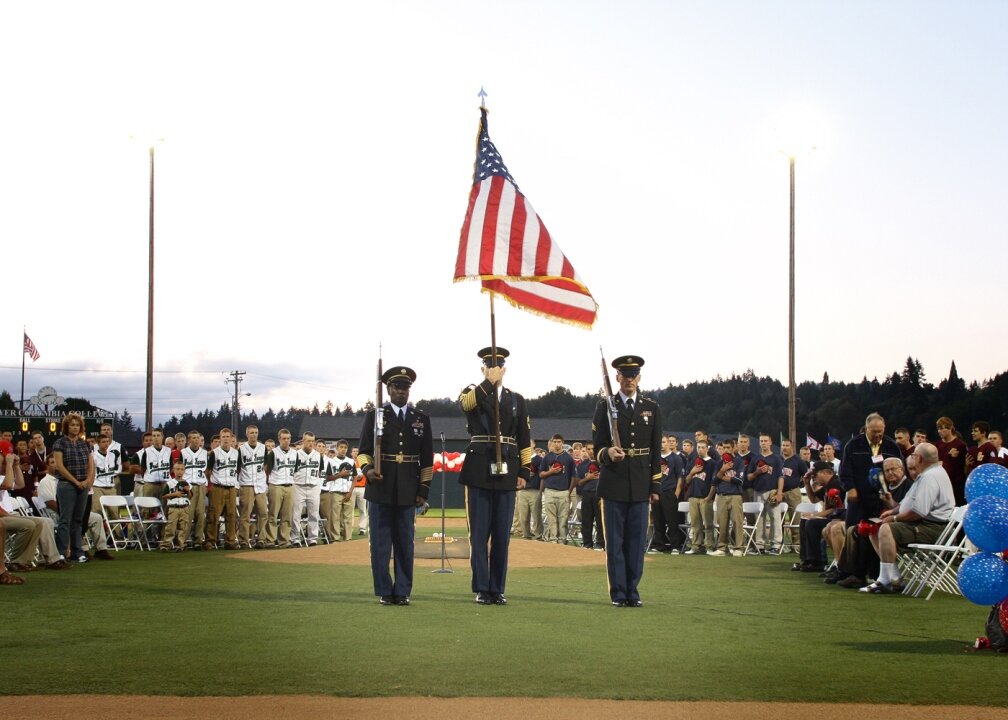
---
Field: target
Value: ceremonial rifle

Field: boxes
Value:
[599,347,621,450]
[374,347,383,476]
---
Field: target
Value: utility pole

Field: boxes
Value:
[226,370,246,435]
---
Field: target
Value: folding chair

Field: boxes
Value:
[565,499,583,547]
[31,496,50,517]
[677,501,692,553]
[899,505,969,600]
[13,496,33,517]
[742,501,765,555]
[780,501,809,554]
[100,495,145,551]
[133,496,167,550]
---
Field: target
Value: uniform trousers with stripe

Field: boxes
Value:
[466,486,515,595]
[290,484,321,545]
[368,501,416,598]
[601,499,649,604]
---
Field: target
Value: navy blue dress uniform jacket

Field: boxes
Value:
[358,404,433,506]
[592,395,663,502]
[457,379,532,489]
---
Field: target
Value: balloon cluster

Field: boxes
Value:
[433,452,465,473]
[958,464,1008,606]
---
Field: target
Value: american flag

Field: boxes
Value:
[23,332,40,362]
[454,108,597,328]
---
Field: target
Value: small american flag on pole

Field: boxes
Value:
[23,332,40,362]
[454,107,598,328]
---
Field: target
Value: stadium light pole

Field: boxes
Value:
[776,112,816,449]
[131,134,164,431]
[782,138,814,445]
[146,144,155,433]
[787,154,796,449]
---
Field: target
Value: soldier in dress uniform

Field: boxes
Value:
[592,355,662,607]
[358,367,433,606]
[458,347,532,605]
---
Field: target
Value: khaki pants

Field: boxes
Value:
[334,492,354,541]
[756,491,783,551]
[715,494,744,551]
[207,486,237,547]
[238,486,268,546]
[320,491,338,542]
[161,505,192,550]
[188,484,208,545]
[265,484,294,547]
[4,514,61,565]
[688,497,715,551]
[542,488,570,544]
[91,486,118,514]
[515,489,542,539]
[781,487,803,548]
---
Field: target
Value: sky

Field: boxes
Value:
[1,1,1005,425]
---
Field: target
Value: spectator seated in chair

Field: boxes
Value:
[859,443,954,594]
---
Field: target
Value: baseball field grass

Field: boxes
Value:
[4,534,1004,705]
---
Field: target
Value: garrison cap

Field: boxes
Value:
[478,346,509,367]
[611,354,644,377]
[382,366,416,386]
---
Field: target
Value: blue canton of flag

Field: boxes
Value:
[475,125,518,189]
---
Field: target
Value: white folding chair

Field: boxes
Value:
[677,501,692,552]
[31,496,50,517]
[565,500,583,547]
[133,496,167,551]
[780,500,811,554]
[100,495,145,551]
[13,496,33,517]
[742,501,765,555]
[900,505,969,600]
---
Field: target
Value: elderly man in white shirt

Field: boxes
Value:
[860,442,955,594]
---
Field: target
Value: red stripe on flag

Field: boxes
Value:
[506,193,527,276]
[455,184,482,279]
[534,219,551,273]
[560,256,573,279]
[482,279,596,327]
[479,176,505,275]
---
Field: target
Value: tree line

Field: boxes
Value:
[2,357,1005,443]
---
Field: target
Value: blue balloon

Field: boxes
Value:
[966,463,1008,503]
[957,552,1008,606]
[963,495,1008,553]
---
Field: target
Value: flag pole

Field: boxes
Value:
[20,328,26,413]
[489,294,504,474]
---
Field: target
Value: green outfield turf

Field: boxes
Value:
[4,542,1004,704]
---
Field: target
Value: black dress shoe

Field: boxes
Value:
[492,594,507,605]
[611,600,627,607]
[475,592,491,604]
[627,599,643,607]
[395,596,410,606]
[379,596,395,605]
